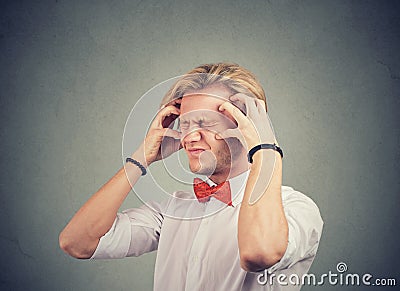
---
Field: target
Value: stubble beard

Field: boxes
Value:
[189,138,243,179]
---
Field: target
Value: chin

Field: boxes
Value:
[189,162,215,176]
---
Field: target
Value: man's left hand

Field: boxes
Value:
[216,93,277,150]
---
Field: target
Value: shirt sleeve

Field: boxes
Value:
[267,187,324,273]
[89,200,166,260]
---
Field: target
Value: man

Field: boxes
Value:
[59,63,323,290]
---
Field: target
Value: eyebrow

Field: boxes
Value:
[179,116,217,125]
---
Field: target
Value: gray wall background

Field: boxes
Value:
[1,0,399,290]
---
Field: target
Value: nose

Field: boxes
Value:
[182,128,202,144]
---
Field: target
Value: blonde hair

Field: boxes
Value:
[161,62,268,111]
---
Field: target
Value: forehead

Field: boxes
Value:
[180,84,232,114]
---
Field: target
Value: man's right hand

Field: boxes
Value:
[60,101,182,259]
[141,103,182,166]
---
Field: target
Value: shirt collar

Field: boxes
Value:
[205,170,250,207]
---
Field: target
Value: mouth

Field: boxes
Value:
[186,148,206,157]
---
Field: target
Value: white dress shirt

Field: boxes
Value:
[90,171,323,290]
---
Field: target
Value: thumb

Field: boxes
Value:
[215,128,246,148]
[162,128,181,139]
[215,128,239,140]
[218,101,248,126]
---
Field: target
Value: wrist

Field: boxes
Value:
[251,148,282,162]
[247,143,283,163]
[246,136,279,151]
[246,141,274,152]
[126,157,147,176]
[131,144,149,168]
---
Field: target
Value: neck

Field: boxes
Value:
[209,152,249,184]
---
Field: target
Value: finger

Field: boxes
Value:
[229,93,251,102]
[162,128,182,139]
[162,113,179,128]
[218,101,248,126]
[215,128,246,147]
[229,97,246,115]
[229,93,258,116]
[160,141,182,160]
[173,98,182,105]
[215,128,240,140]
[161,106,180,128]
[229,93,258,117]
[152,105,180,129]
[229,93,248,115]
[162,97,182,109]
[255,98,267,113]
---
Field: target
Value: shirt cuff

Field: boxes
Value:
[89,212,132,260]
[266,227,297,274]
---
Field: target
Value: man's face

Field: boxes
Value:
[179,84,243,179]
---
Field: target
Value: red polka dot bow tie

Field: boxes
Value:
[193,178,232,206]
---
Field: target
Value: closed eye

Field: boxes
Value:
[179,119,218,130]
[201,122,218,128]
[197,118,217,128]
[180,121,189,130]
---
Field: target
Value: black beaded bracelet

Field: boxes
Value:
[248,143,284,163]
[126,158,147,176]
